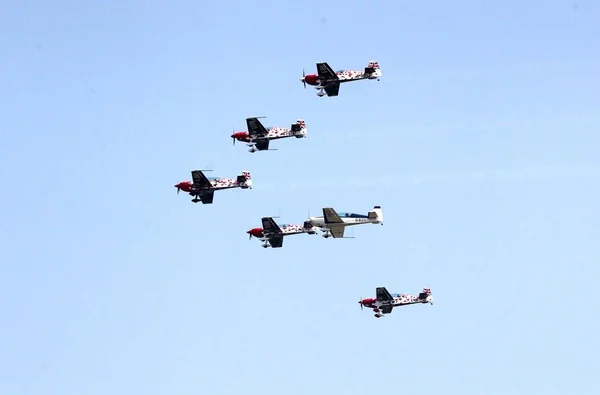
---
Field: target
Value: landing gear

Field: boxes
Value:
[317,90,326,97]
[373,308,382,318]
[262,241,270,248]
[248,145,257,153]
[191,197,200,203]
[322,231,331,238]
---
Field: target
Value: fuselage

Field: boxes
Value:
[303,69,369,87]
[174,177,251,193]
[231,126,306,144]
[308,214,380,228]
[247,223,315,239]
[360,293,433,309]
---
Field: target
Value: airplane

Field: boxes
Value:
[231,117,307,153]
[359,287,433,318]
[174,169,252,204]
[307,206,383,238]
[247,217,318,248]
[300,60,382,97]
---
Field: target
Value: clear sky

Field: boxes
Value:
[1,1,599,394]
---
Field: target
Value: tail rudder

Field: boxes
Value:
[237,171,252,189]
[292,119,307,138]
[368,206,383,223]
[367,61,380,70]
[365,60,381,79]
[418,288,433,303]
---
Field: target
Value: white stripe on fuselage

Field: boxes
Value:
[252,126,305,141]
[279,224,307,235]
[309,217,378,227]
[373,294,433,308]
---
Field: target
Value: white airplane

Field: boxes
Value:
[174,169,252,204]
[300,60,382,97]
[231,117,307,153]
[359,287,433,318]
[308,206,383,238]
[247,217,318,248]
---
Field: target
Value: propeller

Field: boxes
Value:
[301,69,306,88]
[359,297,363,310]
[232,127,236,146]
[176,187,180,195]
[249,233,252,240]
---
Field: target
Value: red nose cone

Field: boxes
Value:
[175,181,192,192]
[304,74,318,85]
[360,298,375,306]
[247,228,264,238]
[231,131,248,140]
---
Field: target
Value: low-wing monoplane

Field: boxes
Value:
[359,287,433,318]
[231,117,307,153]
[247,217,317,248]
[308,206,383,238]
[174,169,252,204]
[300,60,381,97]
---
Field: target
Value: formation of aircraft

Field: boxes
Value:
[231,117,307,153]
[247,217,318,248]
[359,287,433,318]
[174,169,252,204]
[174,60,432,319]
[308,206,383,238]
[300,60,382,97]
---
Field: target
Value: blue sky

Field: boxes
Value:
[1,1,599,394]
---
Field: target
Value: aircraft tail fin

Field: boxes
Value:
[368,206,383,223]
[236,171,252,189]
[364,61,381,79]
[418,288,433,303]
[291,119,307,138]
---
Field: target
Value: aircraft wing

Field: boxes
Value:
[255,139,270,151]
[376,287,394,302]
[324,83,340,97]
[261,217,282,236]
[246,117,269,138]
[380,306,393,314]
[269,235,284,248]
[191,170,212,188]
[328,225,345,238]
[316,62,338,80]
[322,207,343,224]
[199,191,214,204]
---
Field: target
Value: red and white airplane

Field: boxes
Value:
[247,216,317,248]
[174,169,252,204]
[300,60,381,97]
[359,287,433,318]
[231,117,307,153]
